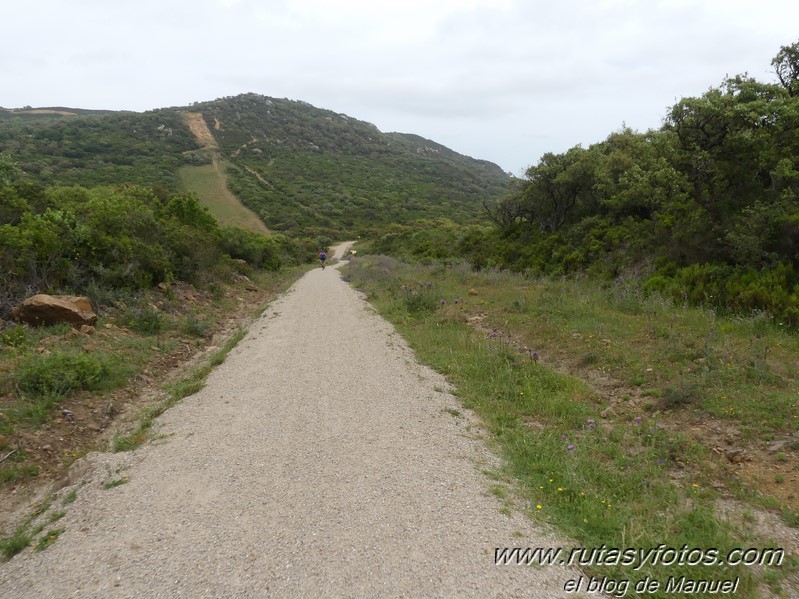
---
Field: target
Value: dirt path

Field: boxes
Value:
[184,112,218,149]
[180,112,269,234]
[0,243,577,598]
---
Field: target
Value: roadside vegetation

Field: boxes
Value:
[0,158,314,497]
[375,41,799,330]
[344,255,798,596]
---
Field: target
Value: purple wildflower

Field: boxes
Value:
[567,444,575,451]
[634,416,643,425]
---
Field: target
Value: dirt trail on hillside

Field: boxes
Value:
[184,111,218,149]
[181,112,269,235]
[0,242,578,598]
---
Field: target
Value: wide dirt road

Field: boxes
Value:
[0,243,577,598]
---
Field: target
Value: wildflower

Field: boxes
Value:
[557,487,563,492]
[561,434,567,441]
[634,416,642,425]
[586,418,595,424]
[567,444,575,451]
[531,351,539,362]
[536,504,542,510]
[657,458,666,465]
[440,299,445,305]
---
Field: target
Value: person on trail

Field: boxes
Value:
[319,250,327,269]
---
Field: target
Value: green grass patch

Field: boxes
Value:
[178,160,269,234]
[102,476,129,490]
[34,527,64,552]
[14,350,128,398]
[342,256,799,596]
[0,528,33,560]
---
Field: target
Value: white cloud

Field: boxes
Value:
[1,0,798,174]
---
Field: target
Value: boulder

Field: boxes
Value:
[11,294,98,327]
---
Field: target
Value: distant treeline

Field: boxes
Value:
[374,41,799,325]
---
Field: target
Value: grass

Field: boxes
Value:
[343,255,798,597]
[0,528,33,560]
[102,476,129,490]
[34,527,64,552]
[178,159,269,234]
[0,495,63,560]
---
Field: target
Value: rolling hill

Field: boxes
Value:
[0,95,510,237]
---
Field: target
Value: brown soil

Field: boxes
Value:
[183,112,218,149]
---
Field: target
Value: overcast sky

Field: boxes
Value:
[2,0,798,175]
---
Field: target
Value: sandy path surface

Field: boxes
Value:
[0,243,578,598]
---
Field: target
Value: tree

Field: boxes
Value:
[772,40,799,97]
[520,147,597,232]
[0,152,21,186]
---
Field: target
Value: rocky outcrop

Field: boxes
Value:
[11,294,98,327]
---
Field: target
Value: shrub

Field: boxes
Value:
[661,379,702,409]
[118,300,165,334]
[403,287,438,314]
[14,350,125,399]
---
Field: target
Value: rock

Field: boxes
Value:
[600,406,617,419]
[468,288,478,296]
[12,294,97,327]
[51,460,91,493]
[767,440,790,453]
[725,448,746,463]
[80,325,96,335]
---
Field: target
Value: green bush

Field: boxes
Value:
[118,300,165,335]
[221,227,282,271]
[14,350,125,399]
[403,287,438,314]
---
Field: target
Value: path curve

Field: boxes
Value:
[0,244,577,598]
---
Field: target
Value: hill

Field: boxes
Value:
[0,95,510,236]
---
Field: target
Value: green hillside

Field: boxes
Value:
[0,96,510,237]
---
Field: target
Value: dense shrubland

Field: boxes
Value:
[0,109,198,189]
[377,41,799,326]
[191,94,509,236]
[0,159,314,317]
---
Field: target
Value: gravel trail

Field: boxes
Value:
[0,243,578,598]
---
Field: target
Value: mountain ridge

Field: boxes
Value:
[0,92,509,236]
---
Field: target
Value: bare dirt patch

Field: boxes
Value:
[183,112,218,149]
[13,109,77,117]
